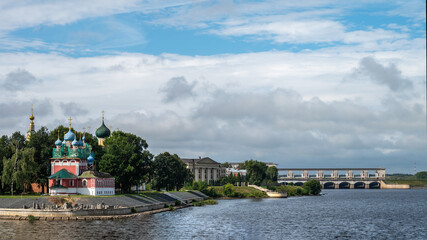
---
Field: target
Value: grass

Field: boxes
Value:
[192,199,218,207]
[384,179,427,187]
[211,186,267,198]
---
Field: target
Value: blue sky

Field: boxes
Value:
[0,0,426,173]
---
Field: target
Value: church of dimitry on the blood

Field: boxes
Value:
[46,113,115,196]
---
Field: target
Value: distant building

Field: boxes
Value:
[228,162,277,169]
[181,157,225,183]
[225,168,247,178]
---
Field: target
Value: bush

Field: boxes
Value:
[28,215,37,221]
[164,204,169,208]
[204,187,219,198]
[203,199,218,205]
[275,185,308,196]
[169,205,174,211]
[175,200,181,206]
[303,180,322,195]
[223,183,237,197]
[131,207,137,213]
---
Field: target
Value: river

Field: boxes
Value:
[0,189,426,239]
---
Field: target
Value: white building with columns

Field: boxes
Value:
[181,157,224,183]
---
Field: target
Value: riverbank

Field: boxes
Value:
[384,180,427,188]
[0,191,208,220]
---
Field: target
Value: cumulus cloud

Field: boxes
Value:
[1,69,38,91]
[59,102,89,116]
[351,56,413,91]
[160,77,197,102]
[106,88,427,173]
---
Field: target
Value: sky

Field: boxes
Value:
[0,0,425,173]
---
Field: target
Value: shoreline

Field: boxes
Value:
[0,205,189,221]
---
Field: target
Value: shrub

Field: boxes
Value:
[164,204,169,208]
[28,215,37,221]
[303,180,322,195]
[203,199,218,205]
[223,183,237,197]
[131,207,137,213]
[204,187,219,198]
[175,200,181,206]
[169,205,174,211]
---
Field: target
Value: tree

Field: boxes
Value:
[415,171,427,180]
[223,183,237,197]
[0,135,13,193]
[27,127,52,193]
[221,162,231,168]
[303,180,322,195]
[266,166,278,182]
[2,143,37,195]
[98,131,153,193]
[151,152,193,191]
[244,160,267,185]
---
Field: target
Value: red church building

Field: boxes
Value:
[48,118,115,196]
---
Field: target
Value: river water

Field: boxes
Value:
[0,189,426,240]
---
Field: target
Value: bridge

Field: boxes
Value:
[277,168,386,189]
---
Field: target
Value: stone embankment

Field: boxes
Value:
[248,185,287,198]
[0,191,208,221]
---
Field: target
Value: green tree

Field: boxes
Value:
[151,152,193,191]
[221,162,231,168]
[27,127,52,193]
[415,171,427,179]
[98,131,153,193]
[223,183,237,197]
[2,141,37,195]
[236,173,242,183]
[303,180,322,195]
[244,160,267,185]
[266,166,278,182]
[0,135,13,193]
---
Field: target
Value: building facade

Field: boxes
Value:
[48,117,114,196]
[181,157,224,183]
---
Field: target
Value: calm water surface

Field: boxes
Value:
[0,189,426,240]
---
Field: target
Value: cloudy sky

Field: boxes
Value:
[0,0,425,173]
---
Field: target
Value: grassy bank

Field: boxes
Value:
[211,186,267,198]
[384,180,427,187]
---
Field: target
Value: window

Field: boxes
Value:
[82,180,87,187]
[70,180,74,187]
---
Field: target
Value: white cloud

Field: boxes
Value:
[0,43,424,172]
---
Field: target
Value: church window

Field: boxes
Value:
[70,180,74,187]
[83,180,87,187]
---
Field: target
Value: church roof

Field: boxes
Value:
[95,121,111,138]
[79,170,113,179]
[48,169,78,179]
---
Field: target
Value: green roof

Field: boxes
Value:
[79,170,113,179]
[48,169,78,179]
[95,121,111,138]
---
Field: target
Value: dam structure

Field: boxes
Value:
[277,168,389,189]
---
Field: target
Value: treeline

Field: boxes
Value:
[0,127,194,194]
[386,172,427,180]
[222,160,279,185]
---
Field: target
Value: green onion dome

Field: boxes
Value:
[95,121,111,138]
